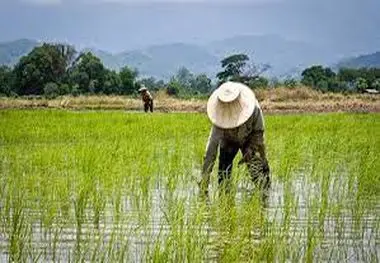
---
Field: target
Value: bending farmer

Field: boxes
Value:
[200,81,270,194]
[138,85,154,113]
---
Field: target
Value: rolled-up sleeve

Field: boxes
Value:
[202,126,219,175]
[251,105,268,165]
[252,105,264,132]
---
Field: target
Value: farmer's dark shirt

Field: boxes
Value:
[141,90,153,103]
[202,105,265,175]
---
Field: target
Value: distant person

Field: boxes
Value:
[138,85,154,113]
[200,81,270,195]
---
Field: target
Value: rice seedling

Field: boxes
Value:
[0,110,378,262]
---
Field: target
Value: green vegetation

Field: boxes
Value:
[301,65,380,92]
[216,53,270,87]
[0,110,378,261]
[0,43,214,98]
[1,41,379,99]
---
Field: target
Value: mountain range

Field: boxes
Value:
[1,36,379,80]
[0,39,37,66]
[336,52,380,69]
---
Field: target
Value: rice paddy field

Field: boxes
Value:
[0,110,379,262]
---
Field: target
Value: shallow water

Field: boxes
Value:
[0,111,379,262]
[1,174,378,262]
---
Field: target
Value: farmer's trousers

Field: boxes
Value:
[218,141,270,190]
[144,100,154,113]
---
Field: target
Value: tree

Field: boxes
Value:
[283,78,298,88]
[43,82,60,99]
[103,70,122,95]
[0,66,14,96]
[355,77,368,93]
[13,43,76,95]
[68,52,107,94]
[338,67,380,89]
[249,76,269,89]
[338,68,359,83]
[216,53,269,85]
[301,65,336,88]
[54,44,77,70]
[316,80,329,92]
[69,71,90,94]
[193,74,212,94]
[119,66,138,95]
[176,67,194,89]
[327,79,349,93]
[301,65,339,92]
[59,83,71,95]
[171,68,213,95]
[216,54,249,83]
[372,79,380,91]
[166,78,181,96]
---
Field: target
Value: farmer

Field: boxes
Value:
[138,85,154,113]
[200,81,270,195]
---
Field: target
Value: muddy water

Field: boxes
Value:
[0,175,379,262]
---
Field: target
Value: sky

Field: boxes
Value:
[1,0,379,54]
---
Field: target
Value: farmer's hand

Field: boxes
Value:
[262,159,270,175]
[238,152,252,166]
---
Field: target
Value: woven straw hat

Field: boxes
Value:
[207,81,256,129]
[138,85,148,92]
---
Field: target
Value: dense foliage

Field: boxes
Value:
[0,42,379,98]
[301,65,380,92]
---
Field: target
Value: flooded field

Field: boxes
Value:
[0,110,379,262]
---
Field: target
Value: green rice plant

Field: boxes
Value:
[0,110,378,262]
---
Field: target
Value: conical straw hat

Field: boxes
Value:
[207,82,256,129]
[138,85,148,92]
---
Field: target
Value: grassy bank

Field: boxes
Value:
[0,87,379,113]
[0,110,379,262]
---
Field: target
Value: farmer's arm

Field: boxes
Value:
[146,91,153,101]
[252,106,270,173]
[200,127,219,191]
[202,126,219,174]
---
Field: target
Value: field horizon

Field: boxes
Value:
[1,87,379,114]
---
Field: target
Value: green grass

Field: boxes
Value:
[0,110,379,262]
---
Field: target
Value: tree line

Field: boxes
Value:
[0,43,379,98]
[0,43,215,98]
[301,65,380,93]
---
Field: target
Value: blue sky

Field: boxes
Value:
[1,0,379,54]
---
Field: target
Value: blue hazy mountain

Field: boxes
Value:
[0,39,38,66]
[337,52,380,69]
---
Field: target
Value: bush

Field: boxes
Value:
[60,83,71,95]
[283,78,298,89]
[166,80,181,96]
[354,77,368,93]
[372,79,380,91]
[43,82,60,99]
[71,84,80,97]
[249,77,269,89]
[328,80,349,93]
[315,80,329,92]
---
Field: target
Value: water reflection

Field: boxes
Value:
[0,173,378,262]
